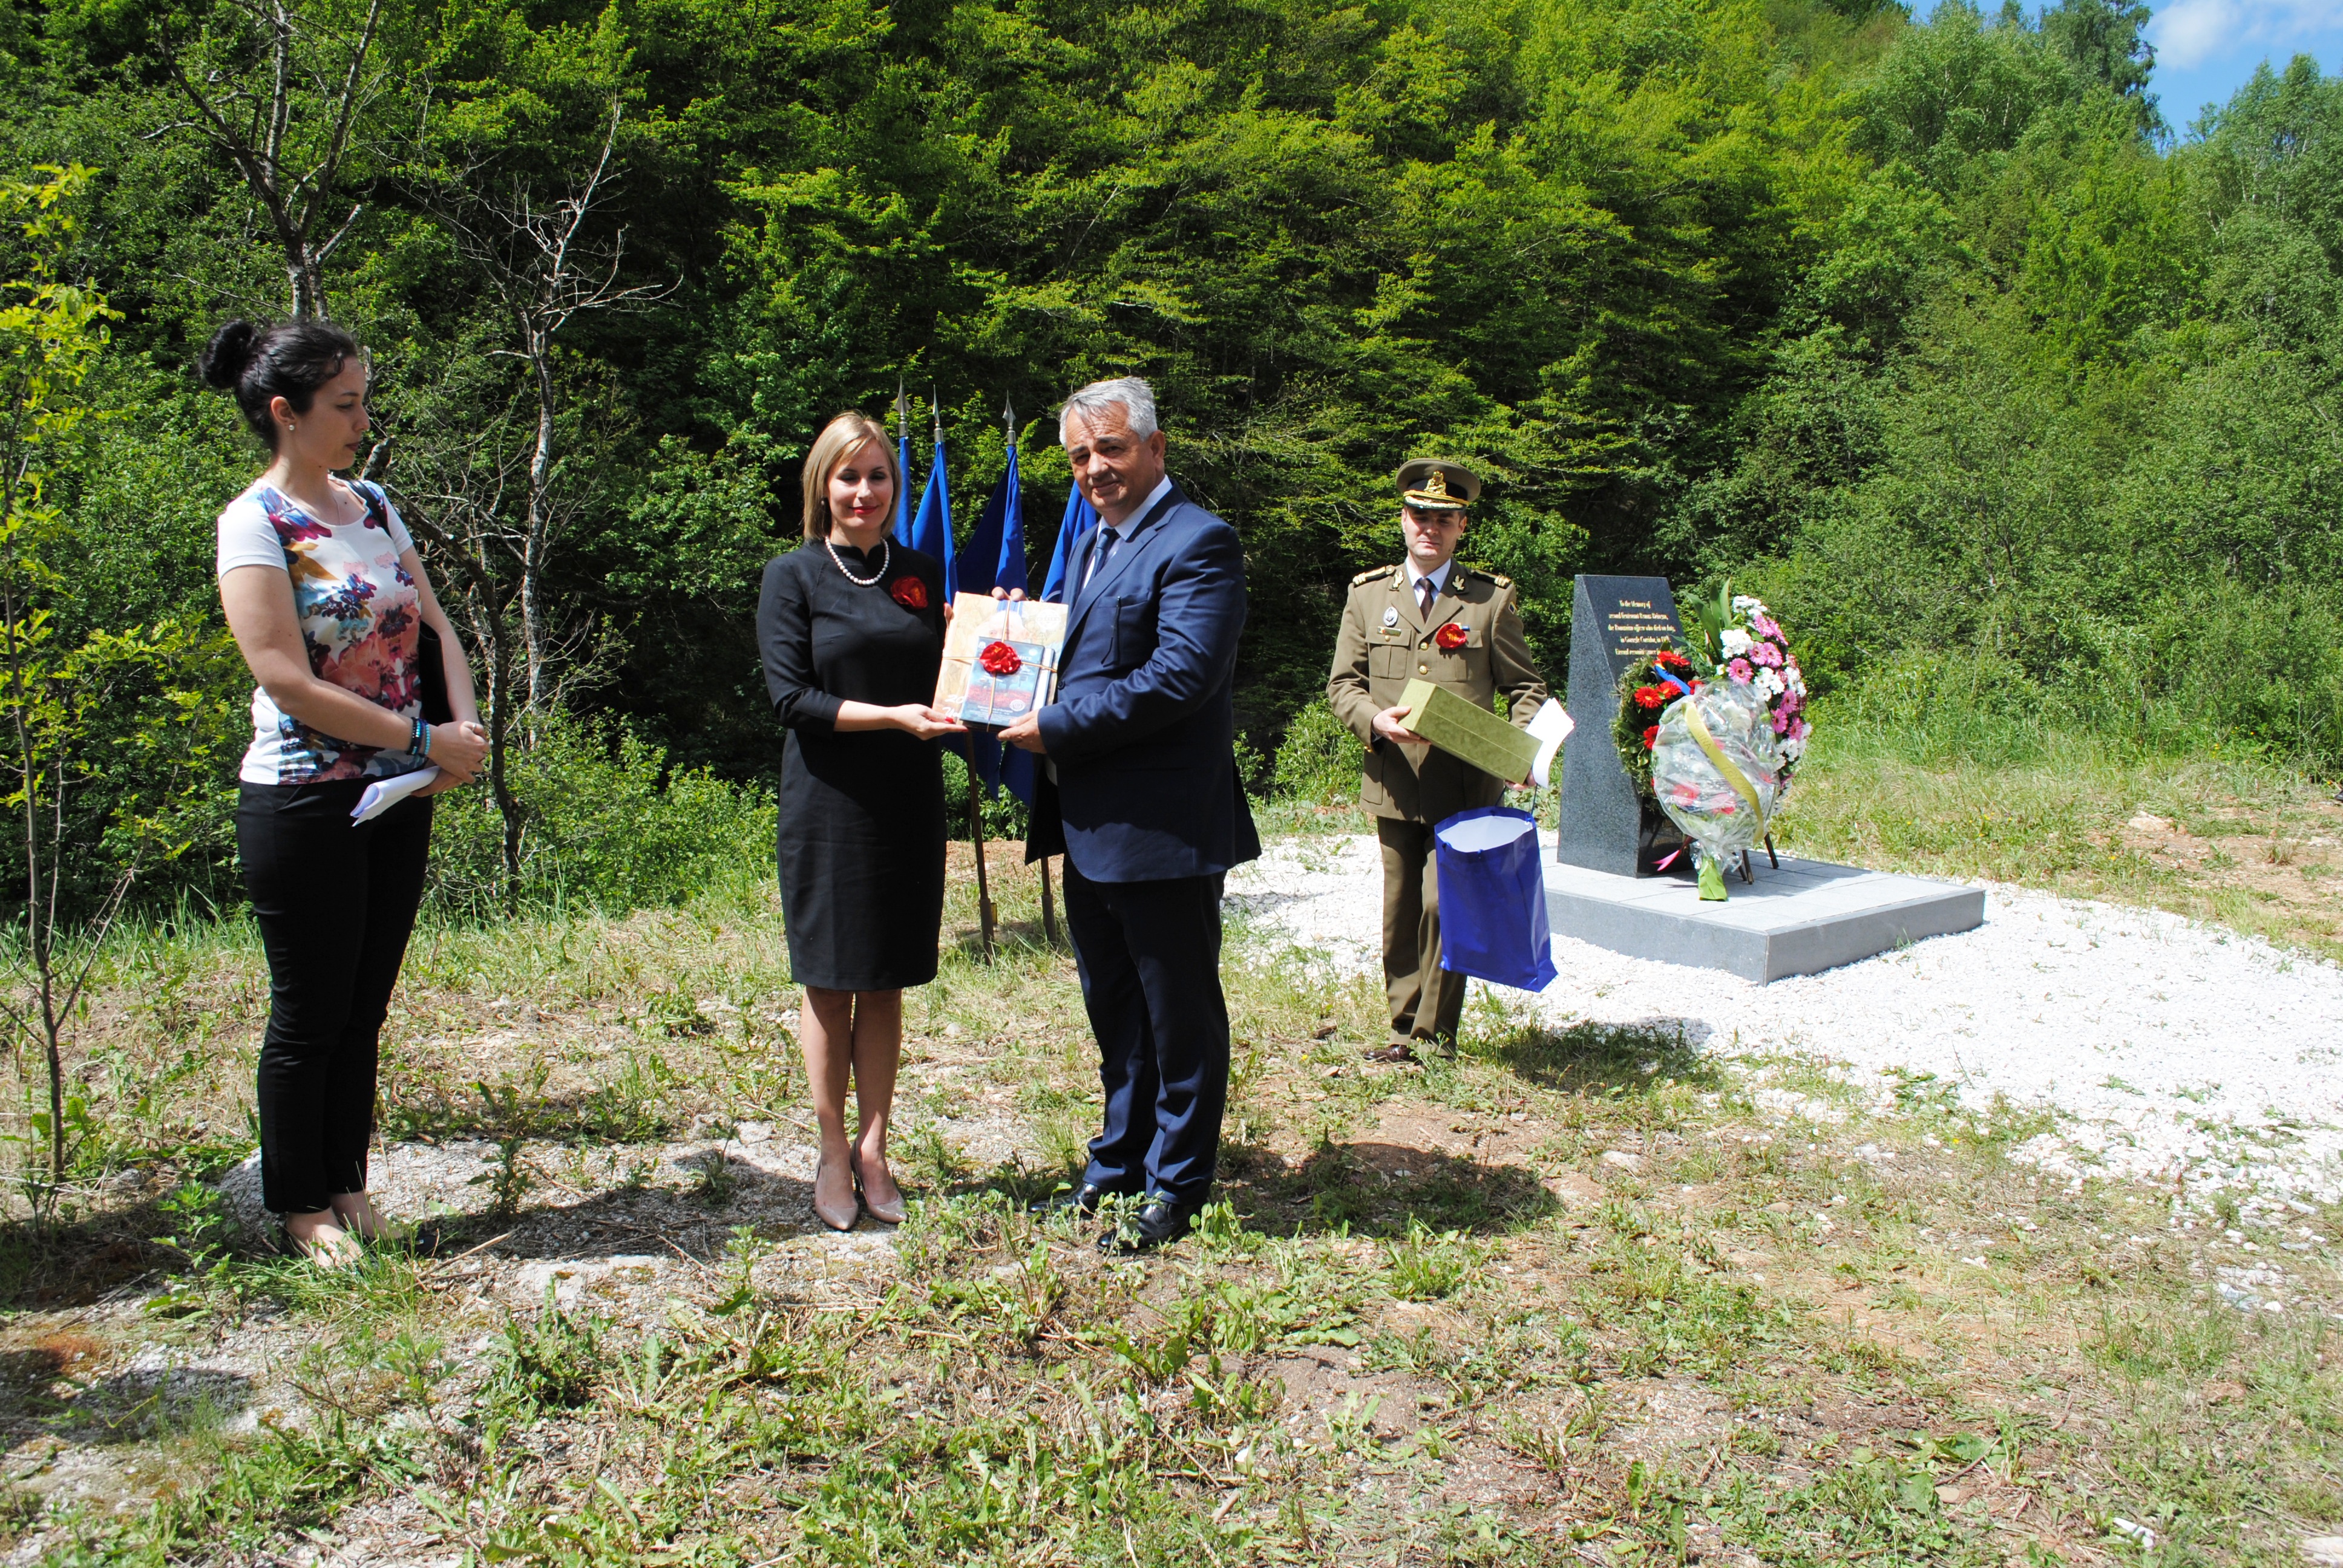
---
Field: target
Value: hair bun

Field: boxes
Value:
[197,319,260,391]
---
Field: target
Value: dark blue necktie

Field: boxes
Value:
[1084,527,1121,598]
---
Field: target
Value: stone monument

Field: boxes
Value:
[1542,573,1985,982]
[1556,574,1686,876]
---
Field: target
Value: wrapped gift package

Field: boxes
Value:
[1397,678,1540,785]
[934,596,1070,729]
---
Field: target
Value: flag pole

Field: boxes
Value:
[1001,392,1059,945]
[963,389,997,961]
[969,776,994,961]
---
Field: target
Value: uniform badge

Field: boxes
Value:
[1381,606,1399,627]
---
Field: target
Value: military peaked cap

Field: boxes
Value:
[1395,458,1481,511]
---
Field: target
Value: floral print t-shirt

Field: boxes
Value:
[216,479,430,786]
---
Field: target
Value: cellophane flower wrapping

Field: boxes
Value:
[1650,680,1784,861]
[1724,594,1808,780]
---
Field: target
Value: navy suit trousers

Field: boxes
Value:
[1063,861,1229,1204]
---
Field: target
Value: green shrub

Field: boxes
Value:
[425,710,773,918]
[2150,584,2343,769]
[939,745,1031,842]
[1269,698,1362,804]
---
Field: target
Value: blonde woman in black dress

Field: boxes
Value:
[758,413,963,1230]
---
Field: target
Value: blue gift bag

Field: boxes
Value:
[1435,806,1558,992]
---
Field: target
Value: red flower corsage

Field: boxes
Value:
[978,641,1022,677]
[1434,622,1469,650]
[1643,725,1660,750]
[888,576,928,610]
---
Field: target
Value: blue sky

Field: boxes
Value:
[2146,1,2343,132]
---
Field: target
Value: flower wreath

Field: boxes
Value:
[1613,648,1697,802]
[1681,584,1808,788]
[1611,587,1810,803]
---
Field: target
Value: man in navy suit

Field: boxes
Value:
[1000,376,1260,1253]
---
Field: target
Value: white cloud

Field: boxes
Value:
[2150,0,2343,71]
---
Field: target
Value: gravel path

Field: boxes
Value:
[1227,835,2343,1204]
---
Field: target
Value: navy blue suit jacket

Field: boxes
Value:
[1025,485,1262,882]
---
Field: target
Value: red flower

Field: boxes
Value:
[1633,684,1673,710]
[889,575,928,610]
[1434,621,1469,651]
[1655,649,1693,672]
[978,640,1022,677]
[1642,725,1659,750]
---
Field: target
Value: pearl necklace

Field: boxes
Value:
[825,536,890,586]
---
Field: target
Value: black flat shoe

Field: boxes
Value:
[1046,1181,1122,1218]
[1098,1197,1204,1256]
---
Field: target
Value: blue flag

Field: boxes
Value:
[892,430,914,543]
[905,434,954,588]
[1038,485,1101,604]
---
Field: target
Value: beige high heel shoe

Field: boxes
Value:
[810,1155,859,1232]
[850,1151,906,1225]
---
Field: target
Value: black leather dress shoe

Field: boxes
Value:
[1098,1197,1204,1255]
[1046,1182,1119,1218]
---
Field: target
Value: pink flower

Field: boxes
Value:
[1777,691,1801,717]
[1728,658,1754,683]
[1749,614,1780,639]
[1772,712,1790,734]
[1791,718,1810,740]
[1752,642,1782,668]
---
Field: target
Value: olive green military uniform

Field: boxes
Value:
[1325,464,1547,1053]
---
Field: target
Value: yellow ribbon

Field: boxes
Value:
[1683,699,1766,832]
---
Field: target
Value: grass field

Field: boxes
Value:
[1,718,2338,1566]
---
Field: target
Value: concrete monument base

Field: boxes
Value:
[1543,853,1984,984]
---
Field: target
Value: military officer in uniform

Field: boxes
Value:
[1325,460,1548,1062]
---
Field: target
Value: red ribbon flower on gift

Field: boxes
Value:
[978,641,1022,677]
[1434,622,1468,650]
[888,576,928,610]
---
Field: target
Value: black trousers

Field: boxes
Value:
[237,779,433,1215]
[1063,863,1229,1204]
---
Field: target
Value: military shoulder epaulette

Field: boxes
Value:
[1351,568,1390,587]
[1467,569,1514,589]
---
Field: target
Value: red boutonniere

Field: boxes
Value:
[888,576,928,610]
[1434,622,1469,650]
[1643,725,1660,750]
[978,640,1022,677]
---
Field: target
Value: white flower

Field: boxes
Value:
[1755,667,1784,697]
[1732,595,1767,615]
[1720,628,1754,657]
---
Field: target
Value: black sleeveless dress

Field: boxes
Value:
[756,540,948,991]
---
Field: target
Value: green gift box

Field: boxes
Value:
[1398,678,1539,785]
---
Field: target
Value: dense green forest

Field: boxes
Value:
[0,0,2336,915]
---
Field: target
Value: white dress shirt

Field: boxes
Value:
[1406,557,1453,612]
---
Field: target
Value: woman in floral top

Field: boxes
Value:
[207,319,489,1266]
